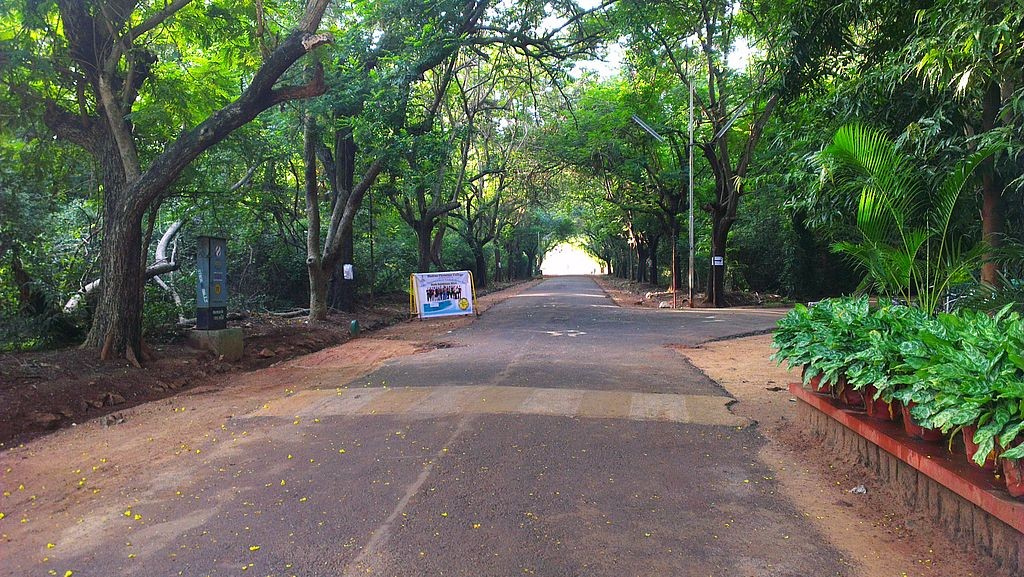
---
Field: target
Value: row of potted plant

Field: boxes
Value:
[771,296,1024,498]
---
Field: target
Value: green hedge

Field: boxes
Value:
[772,297,1024,465]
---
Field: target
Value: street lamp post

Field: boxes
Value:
[688,80,695,308]
[630,110,696,310]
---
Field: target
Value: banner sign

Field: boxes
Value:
[411,271,476,318]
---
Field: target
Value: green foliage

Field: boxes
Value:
[773,296,1024,465]
[842,304,928,403]
[954,274,1024,314]
[771,296,873,387]
[142,284,182,339]
[892,305,1024,465]
[819,124,995,314]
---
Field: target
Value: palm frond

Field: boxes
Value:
[819,124,993,315]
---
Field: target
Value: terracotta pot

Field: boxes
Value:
[962,425,998,472]
[1002,458,1024,498]
[901,402,943,442]
[863,386,899,422]
[835,375,864,408]
[802,366,831,394]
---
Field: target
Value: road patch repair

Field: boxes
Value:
[247,385,750,427]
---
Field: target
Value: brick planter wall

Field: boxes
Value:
[792,385,1024,573]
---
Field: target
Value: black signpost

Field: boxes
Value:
[196,236,228,330]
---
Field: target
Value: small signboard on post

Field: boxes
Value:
[410,271,477,319]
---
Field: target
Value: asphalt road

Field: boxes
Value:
[21,276,849,577]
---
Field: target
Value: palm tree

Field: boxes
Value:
[817,124,994,315]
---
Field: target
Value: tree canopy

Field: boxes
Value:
[1,0,1022,353]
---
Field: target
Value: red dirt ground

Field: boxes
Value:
[0,282,529,448]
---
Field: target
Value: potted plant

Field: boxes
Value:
[1001,433,1024,498]
[772,303,832,393]
[815,298,872,408]
[845,305,927,421]
[993,314,1024,494]
[773,297,875,406]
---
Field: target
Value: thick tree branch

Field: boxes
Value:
[97,75,142,182]
[128,19,333,217]
[43,102,98,150]
[324,159,385,263]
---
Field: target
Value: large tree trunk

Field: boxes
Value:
[709,219,730,308]
[87,207,145,358]
[493,245,502,283]
[330,127,358,313]
[83,128,137,351]
[305,113,330,322]
[635,244,648,283]
[308,265,330,321]
[524,247,537,278]
[416,223,433,273]
[333,231,357,313]
[649,235,660,287]
[431,221,447,270]
[472,245,488,288]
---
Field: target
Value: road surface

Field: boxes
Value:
[2,276,848,577]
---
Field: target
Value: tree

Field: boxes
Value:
[304,114,383,319]
[383,56,467,273]
[381,0,606,274]
[614,0,859,305]
[4,0,334,360]
[449,48,534,287]
[303,0,489,318]
[908,0,1024,285]
[618,0,779,305]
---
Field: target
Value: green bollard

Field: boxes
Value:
[349,319,360,337]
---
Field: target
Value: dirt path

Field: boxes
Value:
[678,334,1002,577]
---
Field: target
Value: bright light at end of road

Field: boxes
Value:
[541,243,604,276]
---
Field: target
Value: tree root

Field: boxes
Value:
[100,331,114,361]
[126,345,142,369]
[140,339,157,362]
